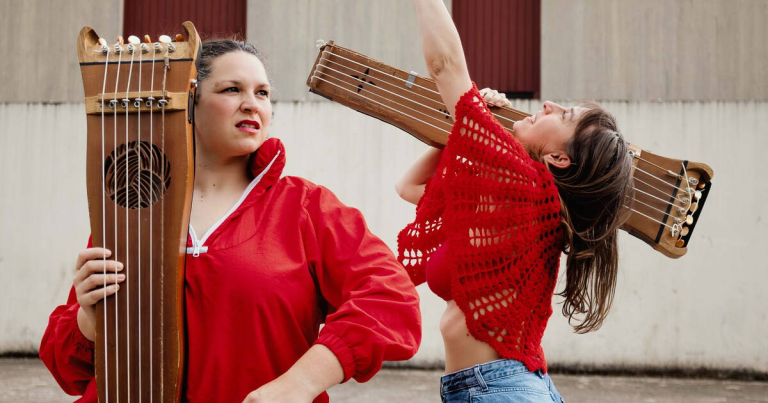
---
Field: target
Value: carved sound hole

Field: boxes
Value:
[104,141,171,209]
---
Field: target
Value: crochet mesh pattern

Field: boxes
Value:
[398,84,563,372]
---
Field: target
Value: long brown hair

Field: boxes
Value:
[548,102,634,333]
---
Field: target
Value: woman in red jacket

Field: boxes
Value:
[40,39,422,403]
[396,1,634,402]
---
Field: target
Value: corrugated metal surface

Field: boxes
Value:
[123,0,246,41]
[453,0,540,97]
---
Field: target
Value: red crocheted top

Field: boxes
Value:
[398,84,564,373]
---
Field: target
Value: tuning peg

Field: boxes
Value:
[685,215,694,225]
[117,36,124,45]
[675,239,685,248]
[159,35,172,44]
[128,35,140,45]
[697,182,706,190]
[694,190,702,201]
[690,202,699,213]
[176,34,184,42]
[144,35,152,43]
[681,227,690,237]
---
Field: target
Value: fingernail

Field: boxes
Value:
[117,263,124,271]
[117,274,126,281]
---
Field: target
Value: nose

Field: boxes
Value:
[240,94,259,114]
[542,101,564,115]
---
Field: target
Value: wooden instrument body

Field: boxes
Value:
[307,41,714,259]
[77,22,199,402]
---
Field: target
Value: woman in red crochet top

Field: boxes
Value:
[397,1,635,402]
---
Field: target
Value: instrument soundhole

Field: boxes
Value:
[104,141,171,209]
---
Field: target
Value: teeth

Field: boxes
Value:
[239,123,258,129]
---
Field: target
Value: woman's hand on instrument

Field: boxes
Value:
[73,248,125,341]
[479,87,511,108]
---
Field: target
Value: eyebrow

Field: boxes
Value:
[214,79,270,88]
[568,107,575,122]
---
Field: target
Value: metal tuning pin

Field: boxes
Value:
[121,98,130,108]
[127,35,140,53]
[114,36,124,53]
[145,96,155,108]
[134,97,144,108]
[97,38,109,54]
[140,35,151,53]
[688,177,699,186]
[159,35,174,52]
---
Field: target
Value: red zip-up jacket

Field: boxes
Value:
[40,138,422,402]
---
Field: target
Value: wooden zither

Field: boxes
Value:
[306,41,714,259]
[76,21,200,402]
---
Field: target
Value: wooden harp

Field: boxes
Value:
[76,22,200,402]
[307,41,714,259]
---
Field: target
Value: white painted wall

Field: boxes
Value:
[2,100,766,373]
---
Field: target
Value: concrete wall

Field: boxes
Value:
[541,0,768,101]
[1,0,767,375]
[0,0,122,103]
[247,0,450,101]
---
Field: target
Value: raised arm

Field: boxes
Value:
[395,147,443,205]
[414,0,473,118]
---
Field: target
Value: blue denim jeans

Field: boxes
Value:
[440,359,565,402]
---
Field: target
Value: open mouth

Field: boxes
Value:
[236,120,261,131]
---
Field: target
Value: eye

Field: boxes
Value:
[561,110,566,120]
[257,89,270,97]
[223,87,239,93]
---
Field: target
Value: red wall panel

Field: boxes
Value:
[453,0,540,98]
[123,0,247,42]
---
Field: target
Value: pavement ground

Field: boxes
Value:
[2,358,766,403]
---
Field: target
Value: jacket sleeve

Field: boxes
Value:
[302,185,422,383]
[39,286,97,397]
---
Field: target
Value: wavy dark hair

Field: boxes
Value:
[547,102,634,333]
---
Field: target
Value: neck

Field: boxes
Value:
[194,150,252,195]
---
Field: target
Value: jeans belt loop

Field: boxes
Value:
[473,365,488,391]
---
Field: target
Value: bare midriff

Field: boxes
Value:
[441,300,500,374]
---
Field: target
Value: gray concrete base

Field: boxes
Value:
[3,358,767,402]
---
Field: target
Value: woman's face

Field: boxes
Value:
[512,101,585,167]
[194,51,272,161]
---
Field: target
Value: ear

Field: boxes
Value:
[544,153,571,169]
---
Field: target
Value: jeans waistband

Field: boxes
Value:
[440,359,544,395]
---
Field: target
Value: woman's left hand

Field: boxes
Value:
[242,378,313,403]
[479,87,511,107]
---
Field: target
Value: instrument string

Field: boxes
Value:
[149,40,157,403]
[315,50,516,126]
[321,57,445,107]
[314,67,454,130]
[634,165,693,200]
[123,46,135,403]
[633,174,685,203]
[135,42,143,402]
[320,49,521,127]
[111,43,122,403]
[99,44,111,403]
[160,44,170,400]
